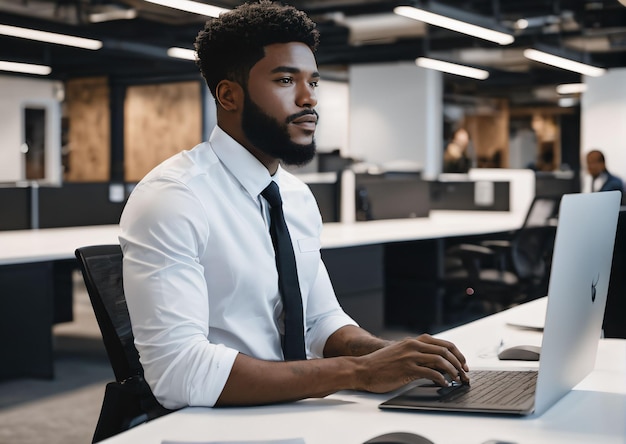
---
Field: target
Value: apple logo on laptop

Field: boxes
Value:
[591,273,600,303]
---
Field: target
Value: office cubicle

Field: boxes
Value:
[300,172,341,223]
[0,186,31,230]
[354,172,430,221]
[535,171,578,198]
[429,179,510,211]
[0,182,128,230]
[38,183,126,228]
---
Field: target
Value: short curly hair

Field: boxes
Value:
[195,1,320,98]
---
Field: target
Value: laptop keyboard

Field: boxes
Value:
[442,370,537,408]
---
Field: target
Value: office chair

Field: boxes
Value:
[442,196,560,315]
[75,245,172,443]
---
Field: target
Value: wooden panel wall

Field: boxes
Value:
[464,98,510,168]
[64,77,110,182]
[124,81,202,182]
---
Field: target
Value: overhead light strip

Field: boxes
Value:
[416,57,489,80]
[394,6,514,45]
[0,60,51,75]
[167,47,196,61]
[0,24,102,50]
[144,0,228,18]
[556,83,587,95]
[523,49,606,77]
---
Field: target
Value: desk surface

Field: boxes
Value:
[0,210,524,265]
[100,298,626,444]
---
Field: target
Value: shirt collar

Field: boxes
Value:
[209,125,284,199]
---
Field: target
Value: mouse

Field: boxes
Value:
[363,431,435,444]
[497,344,541,361]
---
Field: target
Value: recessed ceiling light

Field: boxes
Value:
[556,83,587,95]
[394,5,514,45]
[144,0,228,18]
[0,60,51,75]
[416,57,489,80]
[524,48,606,77]
[167,47,196,61]
[0,24,102,50]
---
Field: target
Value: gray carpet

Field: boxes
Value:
[0,273,112,444]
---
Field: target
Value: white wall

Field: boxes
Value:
[315,79,349,154]
[348,62,442,177]
[581,69,626,190]
[0,75,62,184]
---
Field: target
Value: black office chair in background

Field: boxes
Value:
[75,245,172,443]
[442,196,561,317]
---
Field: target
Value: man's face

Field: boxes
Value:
[586,152,604,177]
[242,42,320,166]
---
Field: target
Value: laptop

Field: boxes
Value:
[380,191,621,416]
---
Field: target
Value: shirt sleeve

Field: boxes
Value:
[305,259,359,358]
[119,178,238,409]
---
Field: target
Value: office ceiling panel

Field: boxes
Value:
[1,0,625,103]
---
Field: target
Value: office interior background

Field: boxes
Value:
[1,1,626,443]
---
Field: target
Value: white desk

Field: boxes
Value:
[0,211,524,379]
[0,210,524,264]
[99,298,626,444]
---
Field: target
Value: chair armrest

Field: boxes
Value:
[446,243,495,259]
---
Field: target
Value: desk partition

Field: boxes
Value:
[355,173,430,221]
[0,186,31,230]
[0,182,128,231]
[429,180,510,211]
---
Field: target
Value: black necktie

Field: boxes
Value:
[262,181,306,361]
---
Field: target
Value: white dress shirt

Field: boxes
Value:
[119,126,356,409]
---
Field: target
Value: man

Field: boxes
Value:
[586,149,624,194]
[119,1,468,410]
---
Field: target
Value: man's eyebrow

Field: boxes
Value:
[270,66,320,78]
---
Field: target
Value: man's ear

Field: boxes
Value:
[215,80,243,112]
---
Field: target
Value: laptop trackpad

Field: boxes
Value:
[402,382,467,400]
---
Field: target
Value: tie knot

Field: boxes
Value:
[262,181,282,208]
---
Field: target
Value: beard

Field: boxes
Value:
[241,93,317,167]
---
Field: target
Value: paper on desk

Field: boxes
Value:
[162,439,305,444]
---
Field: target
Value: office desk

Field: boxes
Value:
[99,298,626,444]
[0,211,523,263]
[0,211,524,380]
[0,225,120,379]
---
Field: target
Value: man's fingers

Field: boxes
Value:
[415,335,469,370]
[404,337,469,383]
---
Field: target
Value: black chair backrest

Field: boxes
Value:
[522,196,560,228]
[510,196,559,275]
[75,244,142,382]
[511,225,557,280]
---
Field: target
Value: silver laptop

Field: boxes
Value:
[380,191,621,416]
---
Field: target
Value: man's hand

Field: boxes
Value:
[351,334,470,393]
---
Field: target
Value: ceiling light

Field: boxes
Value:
[167,47,196,61]
[0,24,102,50]
[144,0,228,18]
[89,8,137,23]
[416,57,489,80]
[558,97,579,107]
[394,5,514,45]
[515,19,529,30]
[523,48,606,77]
[556,83,587,95]
[0,60,51,75]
